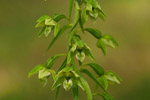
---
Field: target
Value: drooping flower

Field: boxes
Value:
[67,34,95,63]
[51,67,84,91]
[63,79,73,91]
[35,15,59,37]
[84,1,105,20]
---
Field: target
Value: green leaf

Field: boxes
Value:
[72,71,80,78]
[97,39,106,55]
[75,78,85,91]
[68,29,76,44]
[45,54,66,69]
[79,10,84,32]
[97,76,108,90]
[53,14,67,22]
[87,51,95,61]
[36,15,50,23]
[89,0,97,8]
[85,28,102,39]
[80,69,105,91]
[74,0,80,24]
[54,23,60,37]
[55,86,60,100]
[57,57,67,72]
[73,35,84,48]
[105,71,122,84]
[83,63,104,76]
[28,65,44,78]
[79,75,92,100]
[70,20,79,34]
[72,84,79,100]
[70,0,80,33]
[69,0,74,21]
[99,10,106,21]
[60,66,73,73]
[81,69,113,99]
[56,71,67,79]
[82,7,88,24]
[35,21,45,28]
[47,24,71,51]
[49,70,56,81]
[86,3,92,12]
[38,26,46,37]
[71,60,92,100]
[71,44,77,52]
[51,76,65,90]
[38,68,51,79]
[101,38,115,48]
[67,50,72,64]
[83,44,95,61]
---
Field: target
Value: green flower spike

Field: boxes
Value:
[28,0,122,99]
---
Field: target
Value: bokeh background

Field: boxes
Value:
[0,0,150,100]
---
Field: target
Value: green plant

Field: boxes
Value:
[28,0,122,100]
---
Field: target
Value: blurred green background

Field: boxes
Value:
[0,0,150,100]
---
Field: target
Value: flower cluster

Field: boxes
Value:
[67,34,95,64]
